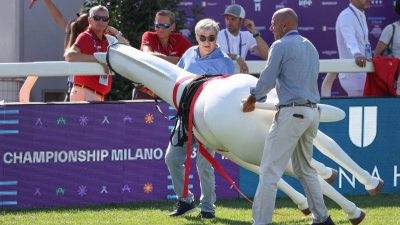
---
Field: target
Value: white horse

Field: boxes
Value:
[95,38,383,224]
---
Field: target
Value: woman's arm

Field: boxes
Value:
[373,41,388,58]
[44,0,68,29]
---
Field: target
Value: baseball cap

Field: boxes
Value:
[223,5,245,18]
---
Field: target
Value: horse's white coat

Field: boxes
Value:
[94,39,381,223]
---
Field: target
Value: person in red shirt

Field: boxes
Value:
[133,10,192,99]
[65,5,129,101]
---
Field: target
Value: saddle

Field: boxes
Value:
[170,74,223,147]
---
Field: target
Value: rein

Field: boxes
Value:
[171,74,252,202]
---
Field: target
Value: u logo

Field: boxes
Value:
[348,106,377,148]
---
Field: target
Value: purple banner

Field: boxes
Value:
[0,102,239,208]
[180,0,397,96]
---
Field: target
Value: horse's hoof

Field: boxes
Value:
[349,209,366,225]
[368,178,384,196]
[300,208,311,215]
[324,169,338,184]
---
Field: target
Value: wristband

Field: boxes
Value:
[253,32,260,38]
[235,55,240,61]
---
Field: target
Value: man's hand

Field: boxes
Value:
[243,19,257,34]
[105,26,119,36]
[99,62,112,75]
[242,95,256,113]
[237,57,249,74]
[353,53,371,68]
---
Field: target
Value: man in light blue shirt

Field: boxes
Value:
[242,8,335,225]
[178,31,234,75]
[165,18,234,220]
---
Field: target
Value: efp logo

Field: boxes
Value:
[348,106,377,148]
[299,0,312,7]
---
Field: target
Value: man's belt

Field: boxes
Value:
[73,84,105,98]
[278,102,318,109]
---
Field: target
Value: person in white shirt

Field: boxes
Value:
[335,0,371,96]
[217,4,269,74]
[374,0,400,59]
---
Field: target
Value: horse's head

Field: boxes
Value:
[94,35,196,106]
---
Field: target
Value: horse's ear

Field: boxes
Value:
[106,34,118,45]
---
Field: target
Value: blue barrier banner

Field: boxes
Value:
[0,102,239,208]
[239,97,400,197]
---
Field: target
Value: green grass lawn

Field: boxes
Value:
[1,194,399,225]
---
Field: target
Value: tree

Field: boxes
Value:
[82,0,204,100]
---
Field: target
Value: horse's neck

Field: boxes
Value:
[109,45,195,105]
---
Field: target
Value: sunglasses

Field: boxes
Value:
[198,35,216,42]
[154,23,171,29]
[92,15,110,22]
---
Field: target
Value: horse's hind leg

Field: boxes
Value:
[314,130,383,195]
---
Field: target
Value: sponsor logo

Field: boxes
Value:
[368,17,386,21]
[201,2,217,6]
[298,27,314,31]
[371,20,383,25]
[322,26,335,31]
[254,0,262,11]
[321,1,337,5]
[276,4,285,9]
[370,0,384,7]
[349,106,377,147]
[370,25,383,38]
[178,1,193,6]
[322,50,338,56]
[299,0,312,7]
[255,26,266,31]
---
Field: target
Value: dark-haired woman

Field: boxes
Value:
[374,0,400,58]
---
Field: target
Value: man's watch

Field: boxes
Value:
[253,32,260,38]
[116,31,123,37]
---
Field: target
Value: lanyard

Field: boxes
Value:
[348,6,367,41]
[89,31,108,53]
[157,44,171,56]
[224,30,242,56]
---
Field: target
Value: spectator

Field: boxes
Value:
[242,8,335,225]
[44,0,85,101]
[64,13,89,53]
[374,0,400,58]
[134,10,192,99]
[165,18,234,219]
[65,5,129,101]
[217,4,269,74]
[335,0,371,96]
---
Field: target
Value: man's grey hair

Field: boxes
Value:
[89,5,109,17]
[195,18,220,36]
